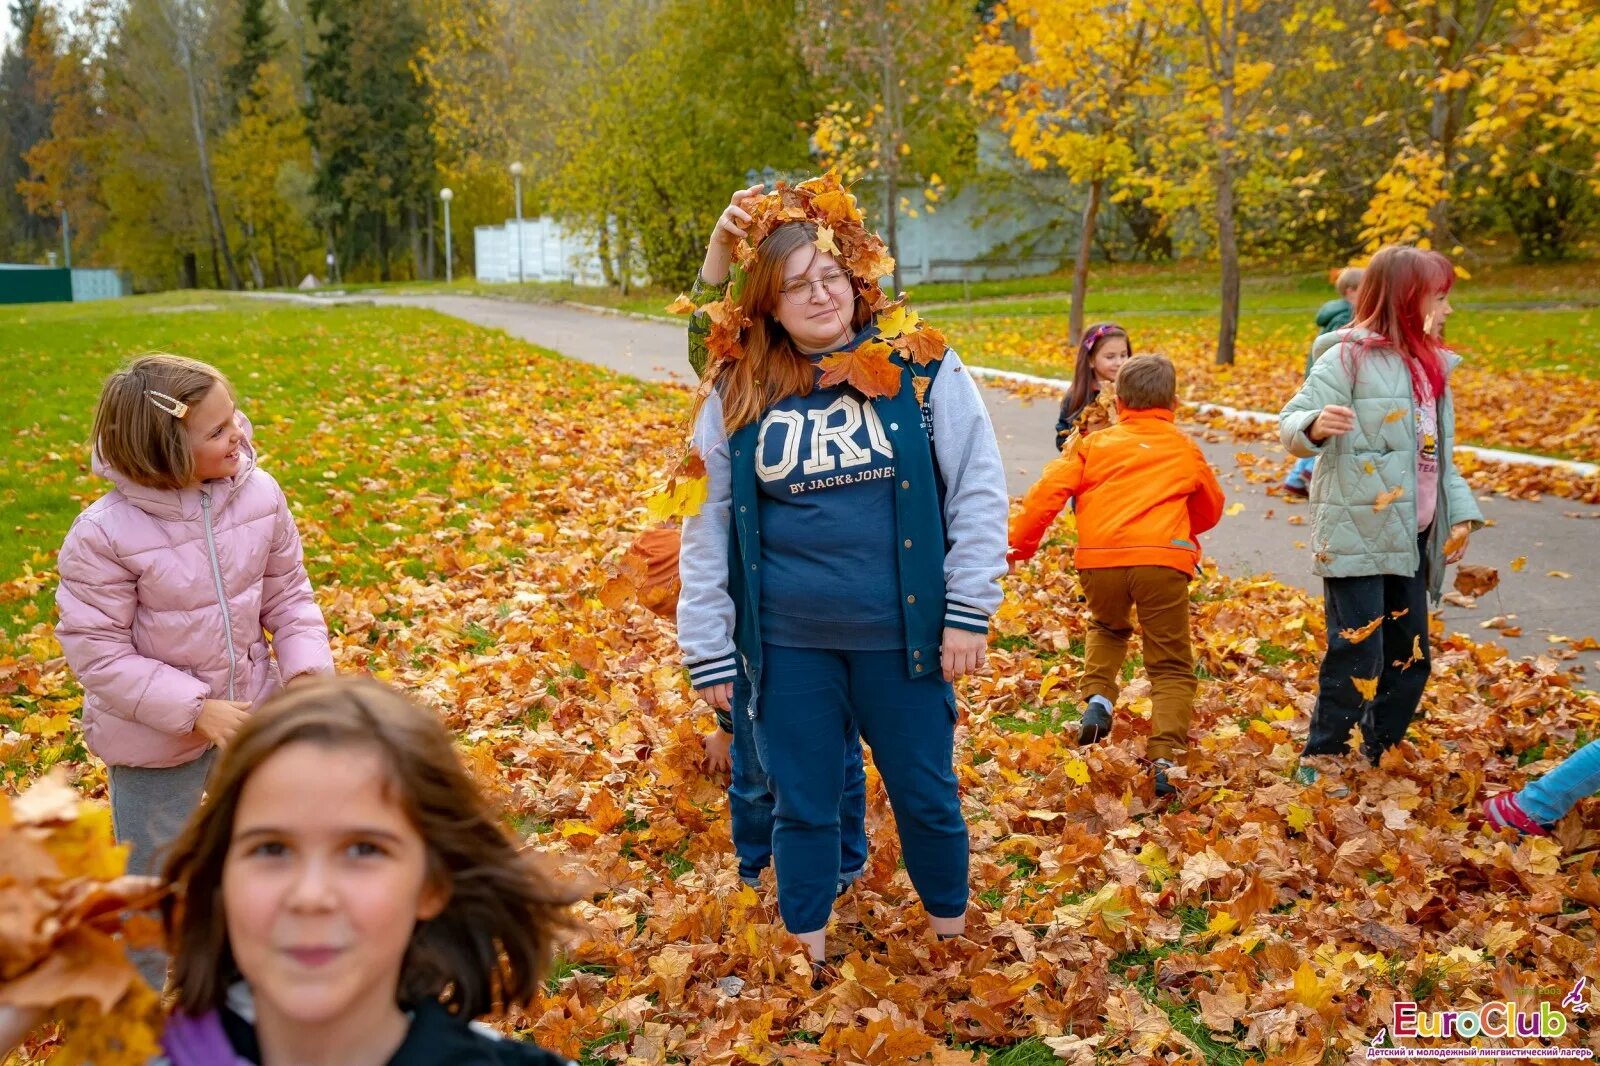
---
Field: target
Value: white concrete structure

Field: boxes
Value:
[474,218,611,285]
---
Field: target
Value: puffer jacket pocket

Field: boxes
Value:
[246,639,283,706]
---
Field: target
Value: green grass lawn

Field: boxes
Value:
[0,294,660,639]
[940,306,1600,379]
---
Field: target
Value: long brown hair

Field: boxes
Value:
[1063,323,1129,423]
[161,676,584,1019]
[1349,244,1452,402]
[699,222,874,433]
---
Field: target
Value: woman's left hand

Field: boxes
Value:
[1444,522,1473,563]
[941,627,988,681]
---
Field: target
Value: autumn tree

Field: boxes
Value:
[1360,0,1513,251]
[413,0,527,277]
[1460,0,1600,260]
[215,60,318,288]
[305,0,436,281]
[967,0,1164,345]
[16,5,109,267]
[0,0,55,259]
[800,0,978,294]
[150,0,243,289]
[527,0,820,287]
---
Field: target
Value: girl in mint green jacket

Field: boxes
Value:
[1278,246,1484,778]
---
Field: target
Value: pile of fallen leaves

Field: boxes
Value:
[0,771,164,1064]
[952,318,1600,503]
[3,314,1600,1063]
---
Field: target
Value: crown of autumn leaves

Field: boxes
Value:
[666,171,948,403]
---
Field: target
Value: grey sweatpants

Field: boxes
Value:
[109,749,215,988]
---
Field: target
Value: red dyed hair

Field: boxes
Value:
[1348,245,1453,402]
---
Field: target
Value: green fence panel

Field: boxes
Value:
[0,267,74,305]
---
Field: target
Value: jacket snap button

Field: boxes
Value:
[906,594,915,604]
[913,650,921,660]
[903,539,912,548]
[751,564,758,570]
[890,422,899,430]
[734,450,740,456]
[915,663,923,672]
[900,480,909,489]
[739,505,746,512]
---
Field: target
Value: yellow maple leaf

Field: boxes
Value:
[1064,756,1091,785]
[814,224,840,257]
[46,805,129,882]
[664,293,696,315]
[875,302,919,340]
[1136,843,1174,886]
[1352,675,1379,701]
[1226,502,1246,516]
[1511,555,1527,572]
[1207,911,1239,936]
[1290,961,1336,1012]
[1286,802,1314,832]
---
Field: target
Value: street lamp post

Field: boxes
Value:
[439,188,454,284]
[56,201,70,270]
[509,161,525,285]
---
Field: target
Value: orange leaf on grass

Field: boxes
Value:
[818,340,902,399]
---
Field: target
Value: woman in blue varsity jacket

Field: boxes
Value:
[675,176,1008,969]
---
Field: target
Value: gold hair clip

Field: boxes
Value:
[145,390,189,418]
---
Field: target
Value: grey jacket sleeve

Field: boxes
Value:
[1280,344,1353,458]
[929,350,1009,633]
[675,390,739,689]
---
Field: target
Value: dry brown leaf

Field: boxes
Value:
[1455,564,1501,597]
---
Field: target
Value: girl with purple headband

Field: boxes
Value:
[1053,323,1132,450]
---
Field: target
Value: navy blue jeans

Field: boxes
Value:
[754,644,968,934]
[729,674,867,883]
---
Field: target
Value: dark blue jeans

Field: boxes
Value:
[729,674,866,883]
[754,644,968,934]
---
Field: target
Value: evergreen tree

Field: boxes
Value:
[0,0,54,258]
[305,0,434,280]
[225,0,278,113]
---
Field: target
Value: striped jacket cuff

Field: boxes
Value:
[687,654,739,689]
[944,599,991,634]
[715,709,734,734]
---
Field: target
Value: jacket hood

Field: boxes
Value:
[1312,327,1462,373]
[91,411,257,522]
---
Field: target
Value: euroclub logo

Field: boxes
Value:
[1364,977,1594,1060]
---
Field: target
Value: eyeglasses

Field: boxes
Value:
[780,269,853,304]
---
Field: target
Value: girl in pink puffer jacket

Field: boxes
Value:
[55,354,333,981]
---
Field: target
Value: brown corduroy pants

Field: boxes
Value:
[1078,565,1196,763]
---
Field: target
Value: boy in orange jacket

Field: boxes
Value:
[1008,354,1225,795]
